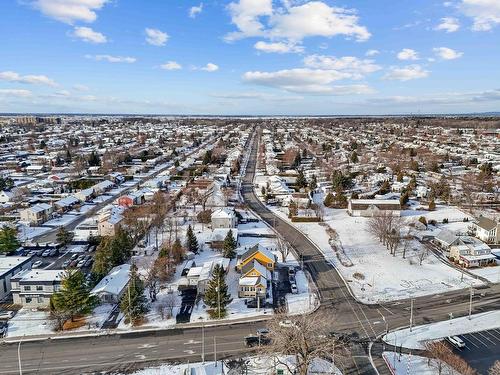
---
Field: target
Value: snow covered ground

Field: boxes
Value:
[43,214,79,227]
[17,224,52,241]
[121,356,340,375]
[383,310,500,350]
[268,203,481,304]
[383,352,447,375]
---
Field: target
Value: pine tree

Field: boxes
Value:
[120,265,149,325]
[56,227,74,247]
[223,229,237,259]
[296,169,307,189]
[51,270,97,322]
[0,227,20,254]
[204,265,232,319]
[186,225,199,253]
[323,192,334,208]
[288,200,298,218]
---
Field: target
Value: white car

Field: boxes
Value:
[446,336,465,348]
[0,310,14,320]
[32,260,43,269]
[279,319,296,328]
[290,284,298,294]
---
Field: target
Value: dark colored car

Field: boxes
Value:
[245,335,271,347]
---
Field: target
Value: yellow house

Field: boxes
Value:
[241,260,271,281]
[237,244,276,272]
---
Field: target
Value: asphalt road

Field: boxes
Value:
[2,129,500,374]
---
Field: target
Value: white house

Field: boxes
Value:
[347,199,401,217]
[211,208,237,229]
[473,216,499,244]
[11,269,64,308]
[91,264,130,303]
[0,256,33,300]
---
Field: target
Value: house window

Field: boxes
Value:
[54,284,61,291]
[36,285,43,291]
[25,297,32,304]
[24,285,31,291]
[267,263,272,268]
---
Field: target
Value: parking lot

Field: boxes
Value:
[452,329,500,374]
[20,243,94,273]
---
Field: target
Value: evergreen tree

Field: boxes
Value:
[88,151,101,167]
[223,229,237,259]
[323,192,335,208]
[91,229,133,280]
[51,270,97,322]
[203,265,232,319]
[56,227,74,247]
[120,265,148,325]
[296,169,307,189]
[185,225,199,253]
[288,200,298,218]
[350,151,358,163]
[309,175,318,191]
[0,227,20,254]
[0,177,14,191]
[202,150,212,165]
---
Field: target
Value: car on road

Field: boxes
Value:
[32,260,43,269]
[245,335,271,347]
[446,336,465,348]
[290,284,298,294]
[0,310,14,320]
[278,319,296,328]
[257,328,269,336]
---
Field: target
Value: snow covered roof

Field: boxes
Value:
[239,276,264,286]
[0,256,32,277]
[12,269,64,283]
[91,264,130,296]
[211,207,235,219]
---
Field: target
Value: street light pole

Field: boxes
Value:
[409,298,414,332]
[469,284,474,320]
[18,338,22,375]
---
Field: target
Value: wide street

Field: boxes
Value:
[1,129,500,374]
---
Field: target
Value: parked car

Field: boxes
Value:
[41,250,51,257]
[70,254,78,261]
[245,335,271,347]
[0,321,7,337]
[246,298,265,308]
[256,328,269,336]
[77,260,85,268]
[290,284,298,294]
[48,249,58,257]
[278,319,296,328]
[0,310,14,320]
[32,260,43,269]
[84,259,93,267]
[35,250,44,256]
[288,266,296,277]
[288,275,295,284]
[446,336,465,348]
[62,260,71,269]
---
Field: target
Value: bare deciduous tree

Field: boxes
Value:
[263,313,349,375]
[489,360,500,375]
[425,341,477,375]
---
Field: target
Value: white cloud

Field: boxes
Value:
[433,47,463,60]
[242,68,374,94]
[31,0,109,24]
[365,49,379,56]
[303,55,381,78]
[85,54,136,63]
[397,48,419,60]
[366,89,500,106]
[73,84,90,91]
[72,26,107,43]
[225,0,370,43]
[0,71,57,86]
[0,89,33,98]
[145,28,169,46]
[160,61,182,70]
[201,63,219,72]
[189,3,203,18]
[383,65,429,81]
[461,0,500,31]
[435,17,460,32]
[254,41,304,53]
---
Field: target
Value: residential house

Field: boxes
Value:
[473,216,499,244]
[238,260,271,298]
[0,256,33,300]
[98,210,124,237]
[54,195,80,213]
[90,264,130,303]
[347,199,401,217]
[211,207,238,229]
[20,203,53,225]
[237,244,276,272]
[434,229,461,254]
[449,237,496,268]
[11,269,64,308]
[75,188,94,202]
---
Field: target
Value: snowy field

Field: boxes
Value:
[268,202,481,304]
[383,310,500,350]
[18,224,52,240]
[383,352,446,375]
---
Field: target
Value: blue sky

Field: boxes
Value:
[0,0,499,115]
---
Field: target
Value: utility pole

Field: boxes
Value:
[409,298,414,332]
[214,336,217,366]
[201,323,205,364]
[469,284,474,320]
[17,339,22,375]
